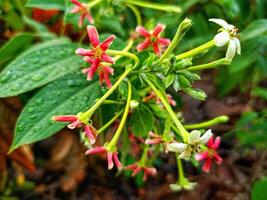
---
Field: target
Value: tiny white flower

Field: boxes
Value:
[169,181,197,192]
[130,100,139,108]
[167,142,187,153]
[209,18,241,60]
[168,129,213,159]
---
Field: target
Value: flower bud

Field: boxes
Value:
[130,100,139,108]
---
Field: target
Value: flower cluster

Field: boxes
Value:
[70,0,94,27]
[76,26,116,88]
[136,24,170,55]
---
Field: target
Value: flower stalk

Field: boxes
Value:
[124,0,181,13]
[184,115,229,130]
[144,77,189,142]
[97,110,124,134]
[175,40,215,60]
[107,81,132,150]
[183,58,231,72]
[80,67,132,122]
[157,18,192,64]
[126,4,142,26]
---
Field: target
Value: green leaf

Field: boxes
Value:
[241,19,267,41]
[252,177,267,200]
[99,15,126,37]
[0,33,34,67]
[130,104,154,137]
[164,74,175,88]
[23,16,56,39]
[178,75,191,88]
[252,87,267,100]
[26,0,66,10]
[10,71,101,151]
[182,88,207,100]
[0,41,83,97]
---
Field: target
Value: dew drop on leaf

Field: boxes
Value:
[29,114,37,119]
[28,107,35,113]
[11,84,20,91]
[32,74,44,81]
[67,79,76,86]
[17,124,24,132]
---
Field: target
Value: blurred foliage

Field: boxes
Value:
[252,177,267,200]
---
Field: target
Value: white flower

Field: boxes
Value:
[209,18,241,60]
[167,129,213,159]
[169,181,197,191]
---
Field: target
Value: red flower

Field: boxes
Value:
[76,26,116,81]
[195,136,223,173]
[125,163,157,181]
[145,131,163,145]
[52,115,97,144]
[70,0,94,27]
[136,24,170,55]
[85,147,122,170]
[98,65,114,88]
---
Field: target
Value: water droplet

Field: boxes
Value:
[17,124,24,132]
[11,84,20,91]
[29,114,37,119]
[28,107,35,113]
[0,71,12,83]
[32,74,44,81]
[67,80,76,86]
[36,99,43,104]
[32,125,41,132]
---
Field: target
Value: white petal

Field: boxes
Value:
[189,130,201,144]
[167,143,187,153]
[199,129,213,144]
[209,18,229,30]
[214,31,230,47]
[226,39,237,60]
[233,38,241,55]
[178,149,191,159]
[184,182,197,191]
[169,184,182,191]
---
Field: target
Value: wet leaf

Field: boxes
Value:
[0,40,82,97]
[10,72,101,151]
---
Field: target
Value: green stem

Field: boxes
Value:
[184,115,229,130]
[114,39,134,61]
[97,110,124,134]
[175,40,215,60]
[139,145,149,166]
[184,58,231,72]
[107,81,132,150]
[177,155,185,184]
[88,0,102,8]
[124,0,181,13]
[103,100,124,105]
[80,50,139,121]
[107,49,139,68]
[144,78,189,142]
[80,67,132,121]
[157,18,192,64]
[127,4,142,26]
